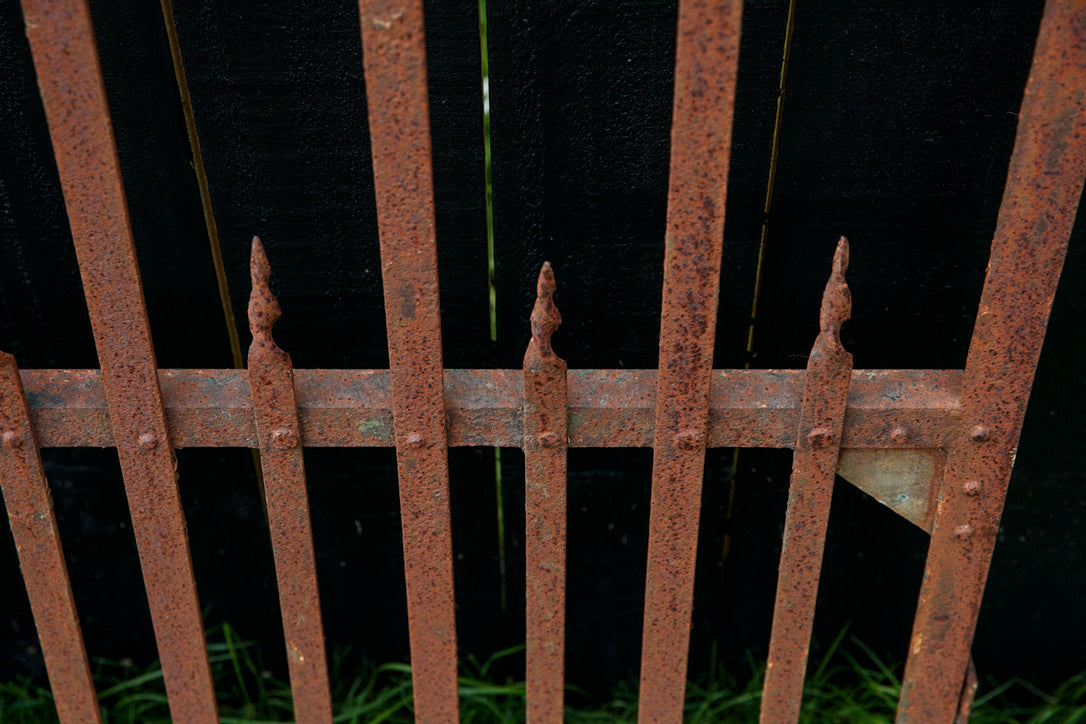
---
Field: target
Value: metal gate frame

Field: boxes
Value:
[3,0,1084,722]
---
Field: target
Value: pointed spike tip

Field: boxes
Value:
[819,236,852,337]
[250,236,270,287]
[530,262,562,358]
[248,235,281,344]
[537,261,555,298]
[833,236,849,278]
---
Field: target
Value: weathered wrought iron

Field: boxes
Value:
[21,0,217,720]
[897,2,1086,720]
[523,263,569,723]
[248,238,334,723]
[3,0,1082,721]
[357,0,459,719]
[639,3,742,716]
[0,353,99,724]
[762,238,853,722]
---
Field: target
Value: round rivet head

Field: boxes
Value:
[969,425,990,443]
[674,430,703,452]
[807,427,834,449]
[2,431,22,448]
[271,428,297,450]
[404,433,424,449]
[138,432,158,450]
[954,524,974,540]
[890,427,909,444]
[538,431,560,448]
[963,480,982,497]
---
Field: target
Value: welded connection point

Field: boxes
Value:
[674,429,703,451]
[954,524,975,540]
[271,428,297,450]
[806,427,834,449]
[138,432,158,450]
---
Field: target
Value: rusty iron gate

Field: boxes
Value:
[2,0,1085,722]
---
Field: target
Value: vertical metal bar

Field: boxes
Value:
[357,1,459,720]
[0,353,100,724]
[955,658,979,724]
[897,2,1086,721]
[523,263,568,724]
[638,1,743,720]
[247,239,333,724]
[19,2,217,720]
[760,239,853,723]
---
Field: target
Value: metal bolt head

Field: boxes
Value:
[807,427,834,449]
[963,480,982,497]
[2,430,22,448]
[969,425,989,443]
[890,427,909,444]
[404,433,424,449]
[674,430,703,452]
[538,431,560,449]
[270,428,297,450]
[138,432,158,450]
[954,524,974,540]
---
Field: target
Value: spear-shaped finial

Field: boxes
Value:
[529,262,562,359]
[249,236,282,347]
[818,237,851,343]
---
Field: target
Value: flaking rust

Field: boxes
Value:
[247,238,333,723]
[523,263,568,724]
[762,238,853,723]
[898,1,1086,720]
[20,0,216,718]
[0,352,100,723]
[638,1,743,720]
[358,0,460,719]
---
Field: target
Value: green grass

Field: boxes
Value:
[1,624,1083,722]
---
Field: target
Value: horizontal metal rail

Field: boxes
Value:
[19,368,960,449]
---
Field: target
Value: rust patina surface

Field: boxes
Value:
[523,264,569,724]
[0,353,99,723]
[761,240,854,722]
[21,0,216,719]
[248,239,333,723]
[358,0,459,719]
[639,0,744,720]
[898,1,1086,720]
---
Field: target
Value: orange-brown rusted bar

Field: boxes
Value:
[20,1,217,720]
[523,264,568,723]
[638,0,743,720]
[0,353,100,723]
[247,239,333,723]
[897,1,1086,721]
[761,239,853,722]
[955,658,979,724]
[19,368,961,450]
[357,1,459,719]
